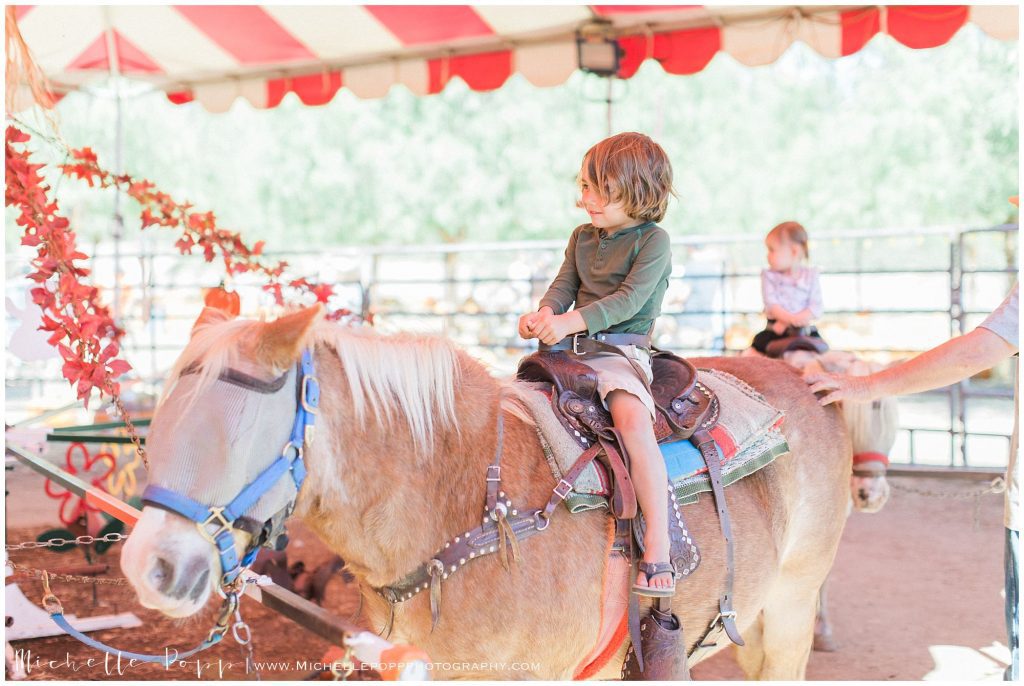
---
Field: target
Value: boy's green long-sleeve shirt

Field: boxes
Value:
[539,221,672,335]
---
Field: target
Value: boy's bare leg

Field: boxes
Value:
[607,390,673,591]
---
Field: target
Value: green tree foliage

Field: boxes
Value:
[10,26,1017,253]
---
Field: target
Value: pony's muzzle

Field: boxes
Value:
[134,550,215,615]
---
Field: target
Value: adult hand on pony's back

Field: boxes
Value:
[805,372,874,406]
[807,324,1017,407]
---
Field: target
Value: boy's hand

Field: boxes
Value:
[519,307,554,340]
[518,312,539,339]
[534,313,574,345]
[771,320,789,335]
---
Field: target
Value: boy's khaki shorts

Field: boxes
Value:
[573,344,657,422]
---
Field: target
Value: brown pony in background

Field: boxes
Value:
[121,306,852,680]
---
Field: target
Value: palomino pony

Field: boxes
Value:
[783,350,899,652]
[121,306,851,680]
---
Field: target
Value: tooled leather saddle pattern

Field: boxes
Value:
[631,484,701,580]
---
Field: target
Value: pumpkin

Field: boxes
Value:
[203,285,240,316]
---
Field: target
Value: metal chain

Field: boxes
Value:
[5,532,129,552]
[239,636,260,681]
[891,477,1006,532]
[107,387,149,471]
[889,476,1006,500]
[6,559,129,586]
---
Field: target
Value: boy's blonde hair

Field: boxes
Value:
[579,132,675,223]
[767,221,810,259]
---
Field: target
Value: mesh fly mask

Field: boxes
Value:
[142,349,319,586]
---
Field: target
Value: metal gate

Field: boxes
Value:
[6,224,1017,468]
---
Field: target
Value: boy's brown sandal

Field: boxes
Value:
[632,561,676,597]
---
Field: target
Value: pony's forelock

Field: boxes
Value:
[159,317,262,417]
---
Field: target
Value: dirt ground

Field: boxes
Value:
[4,466,1011,681]
[690,475,1010,681]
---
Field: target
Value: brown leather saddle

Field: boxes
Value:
[516,347,718,445]
[516,341,743,679]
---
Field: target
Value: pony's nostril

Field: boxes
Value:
[188,568,211,602]
[150,557,175,594]
[858,489,868,500]
[167,556,212,600]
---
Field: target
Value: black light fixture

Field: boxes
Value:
[576,20,620,77]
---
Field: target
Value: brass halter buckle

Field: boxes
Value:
[197,506,233,544]
[330,646,355,681]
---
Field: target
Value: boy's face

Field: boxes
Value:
[766,235,801,271]
[579,176,641,232]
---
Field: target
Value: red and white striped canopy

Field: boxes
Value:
[14,4,1018,112]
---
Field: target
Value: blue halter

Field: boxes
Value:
[142,348,319,586]
[46,349,320,666]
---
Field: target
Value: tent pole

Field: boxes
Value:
[103,8,125,321]
[112,83,124,320]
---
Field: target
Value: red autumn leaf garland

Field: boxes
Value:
[60,147,350,320]
[8,121,358,405]
[5,125,129,405]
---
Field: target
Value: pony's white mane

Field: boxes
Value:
[161,316,470,454]
[838,358,899,455]
[310,322,462,452]
[783,350,900,455]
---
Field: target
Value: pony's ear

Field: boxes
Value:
[191,306,234,336]
[254,304,324,370]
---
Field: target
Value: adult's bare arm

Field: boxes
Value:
[807,327,1017,405]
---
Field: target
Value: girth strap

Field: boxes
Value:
[627,528,645,674]
[687,428,744,663]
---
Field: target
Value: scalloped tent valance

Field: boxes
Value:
[13,4,1018,113]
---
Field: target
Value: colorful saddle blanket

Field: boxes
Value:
[513,368,790,512]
